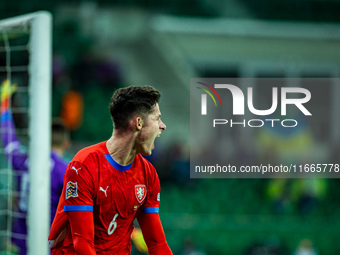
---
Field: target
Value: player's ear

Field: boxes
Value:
[135,116,143,131]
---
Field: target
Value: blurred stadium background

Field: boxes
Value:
[1,0,340,254]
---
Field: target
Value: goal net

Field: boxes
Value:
[0,11,52,255]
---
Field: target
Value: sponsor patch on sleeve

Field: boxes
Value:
[66,181,78,200]
[157,193,160,201]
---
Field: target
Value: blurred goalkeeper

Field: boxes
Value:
[49,85,172,254]
[0,80,70,255]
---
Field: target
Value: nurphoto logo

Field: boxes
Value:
[196,81,312,128]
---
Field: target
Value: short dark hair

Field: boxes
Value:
[109,85,161,130]
[51,119,69,147]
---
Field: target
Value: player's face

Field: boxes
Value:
[137,103,166,156]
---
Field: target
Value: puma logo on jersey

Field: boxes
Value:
[100,186,109,197]
[71,166,81,174]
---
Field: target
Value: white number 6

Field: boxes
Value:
[108,213,119,235]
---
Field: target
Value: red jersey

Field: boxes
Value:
[49,141,161,254]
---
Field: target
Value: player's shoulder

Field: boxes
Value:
[72,141,107,165]
[135,155,160,190]
[51,151,69,167]
[135,154,158,176]
[135,154,154,167]
[50,152,69,179]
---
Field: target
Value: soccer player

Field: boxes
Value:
[0,80,70,254]
[49,85,172,254]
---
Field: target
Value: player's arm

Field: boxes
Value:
[137,165,172,255]
[66,210,96,254]
[137,211,172,255]
[0,80,27,170]
[63,161,97,254]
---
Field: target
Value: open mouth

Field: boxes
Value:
[152,134,161,150]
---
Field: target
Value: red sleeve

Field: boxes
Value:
[137,213,172,255]
[63,160,96,254]
[49,160,95,251]
[141,165,161,213]
[64,161,95,208]
[67,211,96,255]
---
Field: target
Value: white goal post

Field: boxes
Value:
[0,11,52,255]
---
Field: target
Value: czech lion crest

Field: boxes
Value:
[135,184,147,203]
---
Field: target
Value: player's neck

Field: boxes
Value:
[52,146,64,157]
[106,132,137,166]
